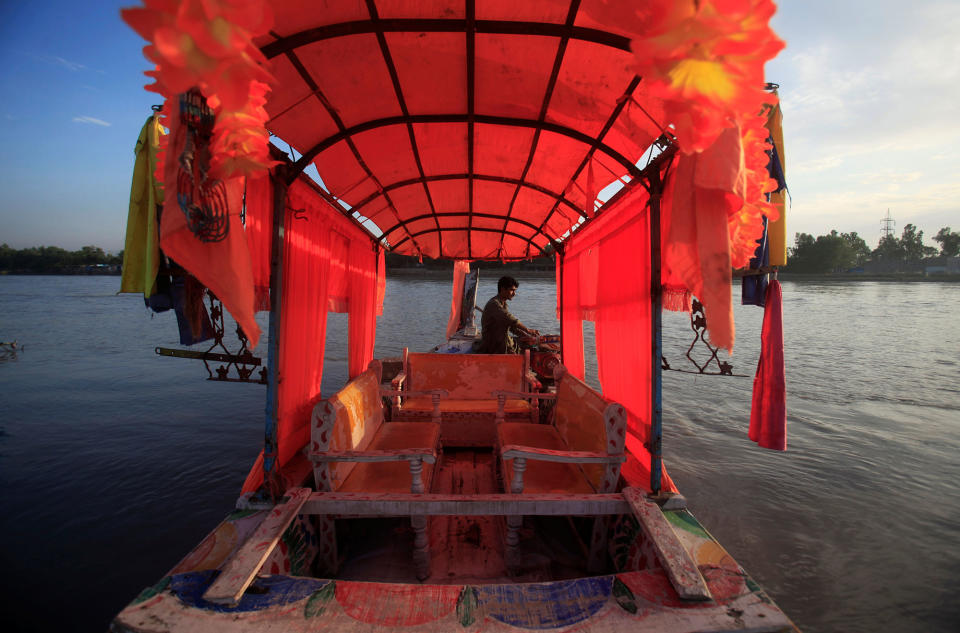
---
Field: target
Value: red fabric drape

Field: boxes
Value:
[347,240,381,379]
[244,176,273,312]
[749,280,787,450]
[560,186,676,492]
[275,180,333,468]
[445,260,471,340]
[559,250,585,380]
[243,178,383,491]
[376,248,386,315]
[158,112,261,347]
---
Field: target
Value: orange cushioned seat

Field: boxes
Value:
[499,422,595,495]
[338,422,441,494]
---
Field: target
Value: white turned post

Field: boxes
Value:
[411,514,430,580]
[409,457,425,494]
[510,457,526,494]
[430,392,441,424]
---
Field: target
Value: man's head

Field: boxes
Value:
[497,276,519,301]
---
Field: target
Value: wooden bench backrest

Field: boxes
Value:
[553,365,626,491]
[407,352,524,399]
[311,364,384,490]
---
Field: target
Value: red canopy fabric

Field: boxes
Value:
[253,0,672,261]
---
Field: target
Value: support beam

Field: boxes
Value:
[649,171,664,495]
[299,492,630,516]
[262,170,288,500]
[622,487,712,602]
[203,487,311,606]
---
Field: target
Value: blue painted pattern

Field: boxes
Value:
[170,571,329,613]
[475,576,612,629]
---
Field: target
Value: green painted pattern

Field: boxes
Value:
[226,509,260,521]
[612,577,638,614]
[130,576,171,605]
[664,510,712,541]
[303,582,336,618]
[457,586,479,627]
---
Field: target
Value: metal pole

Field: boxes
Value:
[649,178,663,496]
[263,167,288,500]
[558,249,565,366]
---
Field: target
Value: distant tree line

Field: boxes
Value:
[0,244,122,274]
[785,225,959,274]
[385,252,555,270]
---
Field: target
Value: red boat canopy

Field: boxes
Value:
[253,1,673,260]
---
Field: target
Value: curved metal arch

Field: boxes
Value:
[391,225,550,257]
[379,211,552,242]
[261,19,632,60]
[346,172,583,223]
[291,113,644,182]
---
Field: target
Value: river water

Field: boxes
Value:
[0,274,957,632]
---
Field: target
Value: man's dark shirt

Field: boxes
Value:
[477,295,520,354]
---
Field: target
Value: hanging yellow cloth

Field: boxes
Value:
[765,101,787,266]
[120,114,165,296]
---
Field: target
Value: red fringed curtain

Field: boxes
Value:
[559,185,676,493]
[244,176,273,312]
[347,240,381,379]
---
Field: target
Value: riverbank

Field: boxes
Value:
[778,272,960,282]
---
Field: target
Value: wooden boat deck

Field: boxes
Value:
[336,448,599,584]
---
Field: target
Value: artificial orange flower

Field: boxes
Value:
[631,0,784,153]
[122,0,277,179]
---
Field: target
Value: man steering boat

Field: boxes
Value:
[475,276,540,354]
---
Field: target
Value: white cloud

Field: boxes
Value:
[73,116,111,127]
[46,55,86,71]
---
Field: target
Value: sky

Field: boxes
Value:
[0,0,957,254]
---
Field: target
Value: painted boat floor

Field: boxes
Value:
[337,448,594,584]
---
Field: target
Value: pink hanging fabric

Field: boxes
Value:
[445,260,471,340]
[661,125,747,351]
[347,240,381,379]
[749,280,787,450]
[244,175,273,312]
